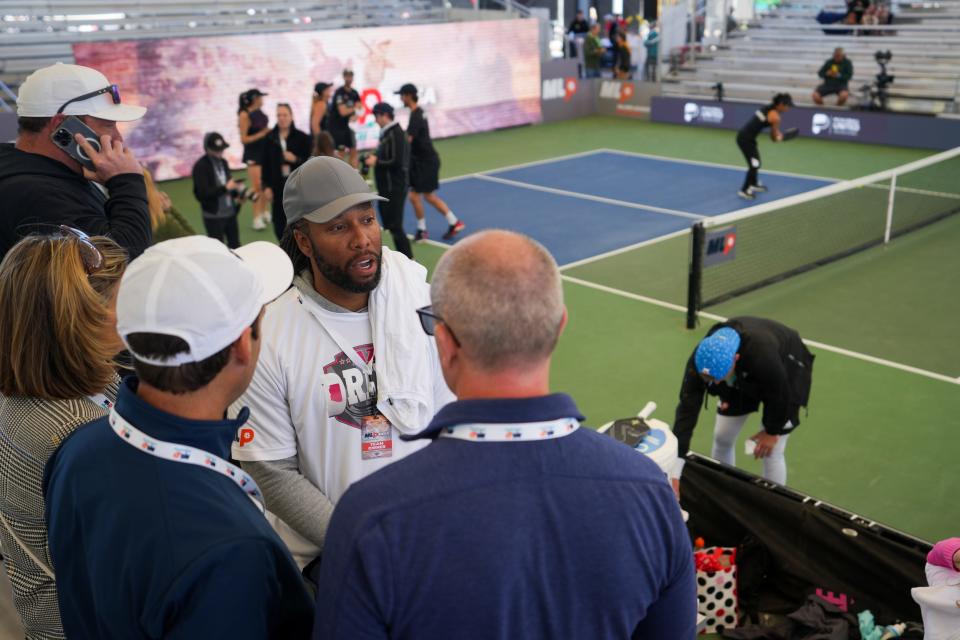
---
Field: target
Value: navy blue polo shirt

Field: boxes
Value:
[314,393,697,639]
[44,377,314,639]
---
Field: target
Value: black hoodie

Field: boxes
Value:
[0,143,151,261]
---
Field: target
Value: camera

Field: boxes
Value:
[358,151,373,178]
[860,50,895,111]
[228,181,259,202]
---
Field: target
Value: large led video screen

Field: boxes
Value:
[73,19,541,180]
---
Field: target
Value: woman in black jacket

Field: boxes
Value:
[262,103,312,241]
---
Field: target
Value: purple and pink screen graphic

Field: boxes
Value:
[74,19,542,180]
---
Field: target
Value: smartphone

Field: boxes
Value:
[50,116,101,171]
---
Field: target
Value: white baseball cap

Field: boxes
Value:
[16,62,146,121]
[117,237,293,366]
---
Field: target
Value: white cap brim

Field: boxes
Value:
[85,102,147,122]
[234,241,294,306]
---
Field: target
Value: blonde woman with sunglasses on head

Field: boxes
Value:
[0,227,126,639]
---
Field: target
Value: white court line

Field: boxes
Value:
[557,228,690,271]
[463,149,608,178]
[598,148,840,183]
[471,173,705,221]
[418,240,959,385]
[561,277,960,386]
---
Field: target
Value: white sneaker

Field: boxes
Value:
[263,211,272,224]
[737,190,756,201]
[752,183,768,193]
[252,216,266,231]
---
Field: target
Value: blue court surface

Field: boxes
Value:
[403,150,834,266]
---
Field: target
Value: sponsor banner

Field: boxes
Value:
[74,20,541,180]
[595,79,660,118]
[652,96,960,151]
[703,226,737,267]
[540,59,596,123]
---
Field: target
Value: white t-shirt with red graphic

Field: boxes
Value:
[231,284,436,565]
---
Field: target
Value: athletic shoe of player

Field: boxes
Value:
[442,220,465,240]
[752,183,768,193]
[414,229,429,242]
[737,190,756,201]
[252,216,267,230]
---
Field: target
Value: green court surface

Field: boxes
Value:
[159,116,957,543]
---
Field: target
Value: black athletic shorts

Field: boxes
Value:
[736,136,760,167]
[329,127,356,150]
[816,83,848,97]
[409,157,440,193]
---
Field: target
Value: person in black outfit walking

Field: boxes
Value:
[191,132,242,248]
[736,92,792,200]
[238,88,271,230]
[364,103,413,259]
[262,104,312,241]
[397,84,464,242]
[672,316,814,490]
[329,70,361,169]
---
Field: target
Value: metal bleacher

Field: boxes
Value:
[662,0,960,114]
[0,0,450,99]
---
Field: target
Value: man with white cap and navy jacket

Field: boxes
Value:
[232,156,453,582]
[44,237,314,639]
[673,316,815,488]
[0,63,151,261]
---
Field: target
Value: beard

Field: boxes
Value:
[312,248,382,294]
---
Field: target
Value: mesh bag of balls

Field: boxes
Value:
[694,546,739,634]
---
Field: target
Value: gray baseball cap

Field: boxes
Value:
[283,156,386,227]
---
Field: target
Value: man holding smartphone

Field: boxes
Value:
[0,63,151,261]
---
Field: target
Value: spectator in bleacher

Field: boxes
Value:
[644,22,661,81]
[672,317,815,489]
[583,23,606,78]
[238,88,271,231]
[813,48,854,106]
[615,32,633,80]
[44,236,313,639]
[329,69,361,169]
[312,229,697,639]
[0,229,126,640]
[263,104,312,241]
[191,132,242,249]
[0,63,150,263]
[847,0,871,23]
[232,156,453,583]
[310,81,333,152]
[567,9,590,58]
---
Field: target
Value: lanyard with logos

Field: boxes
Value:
[438,418,580,442]
[108,409,265,513]
[300,295,374,376]
[86,393,114,410]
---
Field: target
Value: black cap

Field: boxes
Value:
[314,82,332,96]
[395,83,418,97]
[371,102,394,117]
[204,132,229,151]
[774,92,794,107]
[247,88,268,98]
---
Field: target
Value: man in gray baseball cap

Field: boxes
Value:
[233,156,453,580]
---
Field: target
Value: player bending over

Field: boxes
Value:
[735,93,794,201]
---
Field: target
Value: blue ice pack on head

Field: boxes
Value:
[695,327,740,380]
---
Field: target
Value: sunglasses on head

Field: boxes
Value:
[56,84,121,115]
[59,225,104,275]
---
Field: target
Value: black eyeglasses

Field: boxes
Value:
[56,84,121,115]
[416,305,460,346]
[59,226,104,274]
